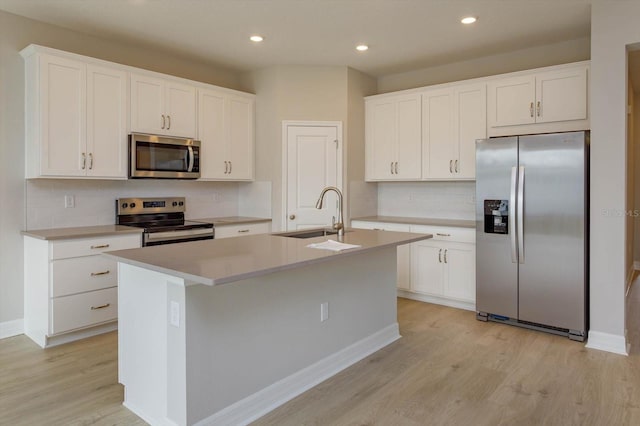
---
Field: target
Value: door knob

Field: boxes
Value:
[289,214,296,220]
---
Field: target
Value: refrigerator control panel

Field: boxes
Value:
[484,199,509,234]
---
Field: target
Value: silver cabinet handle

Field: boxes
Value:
[90,270,110,276]
[449,160,453,173]
[436,233,451,237]
[517,166,525,264]
[530,102,534,118]
[88,153,93,170]
[438,248,442,263]
[536,101,541,117]
[229,161,232,174]
[81,153,86,170]
[224,161,228,174]
[289,214,296,220]
[510,166,518,263]
[91,303,110,311]
[237,229,250,233]
[90,244,110,249]
[394,162,398,174]
[444,249,448,263]
[390,161,394,174]
[167,115,171,130]
[454,159,458,173]
[161,114,166,129]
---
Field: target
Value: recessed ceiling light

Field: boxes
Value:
[461,16,477,25]
[356,45,369,52]
[250,35,264,42]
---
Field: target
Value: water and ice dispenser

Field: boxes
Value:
[484,200,509,234]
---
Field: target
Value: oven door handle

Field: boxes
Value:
[187,146,195,172]
[146,228,213,241]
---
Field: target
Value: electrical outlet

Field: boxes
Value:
[170,301,180,327]
[64,195,75,208]
[320,302,329,322]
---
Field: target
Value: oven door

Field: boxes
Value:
[130,133,200,179]
[143,228,214,246]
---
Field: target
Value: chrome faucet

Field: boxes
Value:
[315,186,344,237]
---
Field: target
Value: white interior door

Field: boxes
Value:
[285,123,341,231]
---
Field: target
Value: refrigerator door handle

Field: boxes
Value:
[510,166,518,263]
[517,166,525,264]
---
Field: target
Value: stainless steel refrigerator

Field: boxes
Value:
[475,131,588,341]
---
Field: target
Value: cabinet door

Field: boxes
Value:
[227,96,254,180]
[366,99,396,180]
[130,74,165,134]
[165,81,197,137]
[536,67,588,124]
[397,244,411,291]
[488,75,535,127]
[86,64,127,178]
[443,243,476,302]
[395,95,422,179]
[454,83,486,179]
[411,240,444,296]
[198,89,226,179]
[39,54,86,176]
[422,88,453,178]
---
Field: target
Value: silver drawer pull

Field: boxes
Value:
[238,229,250,233]
[373,228,383,231]
[90,244,110,249]
[90,270,110,277]
[90,303,111,310]
[436,233,451,237]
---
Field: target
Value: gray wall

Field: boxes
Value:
[0,10,243,324]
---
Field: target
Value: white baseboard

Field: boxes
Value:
[397,290,475,312]
[0,318,24,339]
[194,323,401,426]
[585,330,628,356]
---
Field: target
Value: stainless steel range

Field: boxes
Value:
[116,197,213,246]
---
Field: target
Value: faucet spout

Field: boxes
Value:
[315,186,344,236]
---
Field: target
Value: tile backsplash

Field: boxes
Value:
[25,179,240,230]
[377,181,476,220]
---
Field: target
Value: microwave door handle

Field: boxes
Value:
[187,147,194,172]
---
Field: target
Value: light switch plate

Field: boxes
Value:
[320,302,329,322]
[170,301,180,327]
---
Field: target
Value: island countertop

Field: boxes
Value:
[104,228,430,286]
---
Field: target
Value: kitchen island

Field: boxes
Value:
[105,229,431,426]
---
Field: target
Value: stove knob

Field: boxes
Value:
[172,201,178,207]
[130,203,136,208]
[121,203,128,209]
[178,201,184,206]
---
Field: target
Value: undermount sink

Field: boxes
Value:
[275,228,344,239]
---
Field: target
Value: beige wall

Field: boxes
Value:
[635,92,640,264]
[242,66,376,231]
[590,1,640,348]
[377,37,591,93]
[627,78,635,282]
[0,10,244,324]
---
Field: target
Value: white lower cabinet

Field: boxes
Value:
[24,233,141,347]
[214,222,271,239]
[351,220,476,311]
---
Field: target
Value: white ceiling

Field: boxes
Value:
[0,0,592,77]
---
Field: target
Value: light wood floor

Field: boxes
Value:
[1,298,639,426]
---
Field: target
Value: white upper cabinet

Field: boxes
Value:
[421,83,486,180]
[488,63,589,136]
[23,49,127,179]
[131,73,196,138]
[198,89,255,180]
[365,94,421,181]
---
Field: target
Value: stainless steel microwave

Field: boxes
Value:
[129,133,200,179]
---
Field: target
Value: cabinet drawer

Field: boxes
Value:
[50,234,141,260]
[351,221,411,232]
[50,287,117,335]
[409,225,475,243]
[51,256,118,297]
[215,222,271,239]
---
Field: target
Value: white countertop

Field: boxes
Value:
[191,216,272,226]
[21,225,144,240]
[104,229,431,286]
[352,215,475,228]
